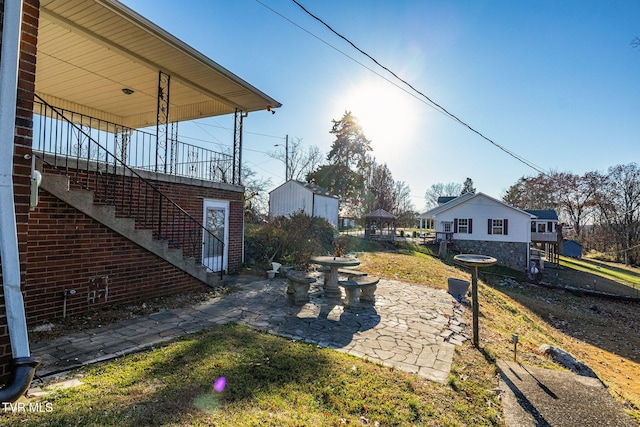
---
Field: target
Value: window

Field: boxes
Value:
[488,218,508,235]
[537,222,546,233]
[458,218,469,233]
[492,219,504,235]
[443,222,452,233]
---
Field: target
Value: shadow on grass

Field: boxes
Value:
[14,324,340,427]
[483,269,640,364]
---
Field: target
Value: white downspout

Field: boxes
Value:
[0,0,40,402]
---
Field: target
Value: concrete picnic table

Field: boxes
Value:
[311,256,361,298]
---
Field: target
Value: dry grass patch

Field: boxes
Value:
[358,246,640,422]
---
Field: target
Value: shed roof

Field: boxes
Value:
[298,181,339,199]
[269,180,339,199]
[36,0,281,129]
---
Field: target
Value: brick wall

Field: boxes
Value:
[151,179,244,274]
[24,167,245,325]
[23,191,208,324]
[0,0,40,384]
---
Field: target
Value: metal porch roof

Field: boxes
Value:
[36,0,281,129]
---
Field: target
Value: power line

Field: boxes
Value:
[275,0,549,176]
[254,0,450,121]
[192,120,286,140]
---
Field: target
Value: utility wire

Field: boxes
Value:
[254,0,451,121]
[287,0,549,176]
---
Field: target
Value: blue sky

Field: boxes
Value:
[121,0,640,211]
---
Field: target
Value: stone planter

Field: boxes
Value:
[447,277,470,298]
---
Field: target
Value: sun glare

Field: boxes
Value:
[339,79,421,160]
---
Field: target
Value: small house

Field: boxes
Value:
[418,193,534,270]
[268,180,339,227]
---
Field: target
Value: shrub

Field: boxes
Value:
[245,212,335,270]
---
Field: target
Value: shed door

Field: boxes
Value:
[202,200,229,272]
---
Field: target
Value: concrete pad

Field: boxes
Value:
[497,360,636,427]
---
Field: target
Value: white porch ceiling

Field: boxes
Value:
[36,0,281,129]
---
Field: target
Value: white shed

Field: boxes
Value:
[268,180,339,227]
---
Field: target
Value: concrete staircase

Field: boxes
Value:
[41,173,219,287]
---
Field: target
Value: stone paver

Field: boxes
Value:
[30,276,467,383]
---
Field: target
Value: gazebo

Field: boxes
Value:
[364,209,397,241]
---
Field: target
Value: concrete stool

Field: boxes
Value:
[286,271,316,304]
[339,276,380,306]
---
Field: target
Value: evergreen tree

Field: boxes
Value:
[308,111,372,215]
[461,178,476,195]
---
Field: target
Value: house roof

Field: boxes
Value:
[418,192,475,218]
[418,192,535,219]
[36,0,281,129]
[366,209,397,220]
[437,196,458,204]
[525,210,559,221]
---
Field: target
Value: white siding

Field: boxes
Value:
[436,194,531,243]
[269,181,339,227]
[312,195,339,228]
[269,181,313,217]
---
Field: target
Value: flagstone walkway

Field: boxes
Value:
[31,275,468,384]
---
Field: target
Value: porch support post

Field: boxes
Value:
[115,127,130,165]
[170,121,178,175]
[156,71,170,173]
[233,109,245,185]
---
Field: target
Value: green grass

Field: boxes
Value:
[559,256,640,288]
[5,323,502,427]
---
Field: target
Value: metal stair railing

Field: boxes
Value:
[33,94,225,278]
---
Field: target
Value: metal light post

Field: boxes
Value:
[274,134,289,181]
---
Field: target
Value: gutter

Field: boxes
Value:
[0,0,40,402]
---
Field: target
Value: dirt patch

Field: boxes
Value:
[28,285,239,343]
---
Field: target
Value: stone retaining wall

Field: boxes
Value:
[453,240,528,271]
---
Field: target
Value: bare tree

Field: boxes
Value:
[364,162,396,213]
[550,171,599,239]
[593,163,640,265]
[268,136,323,182]
[424,182,463,209]
[242,166,272,223]
[393,180,416,227]
[502,174,557,210]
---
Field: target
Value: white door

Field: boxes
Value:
[202,200,229,272]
